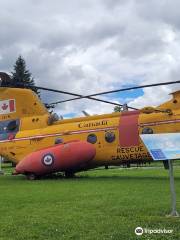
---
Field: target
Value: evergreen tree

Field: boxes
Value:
[11,56,39,95]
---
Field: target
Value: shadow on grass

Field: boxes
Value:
[2,166,180,182]
[76,175,180,181]
[4,173,180,182]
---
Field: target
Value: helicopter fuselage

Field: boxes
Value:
[0,87,180,175]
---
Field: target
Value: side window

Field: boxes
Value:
[7,120,18,132]
[142,127,153,134]
[87,134,97,144]
[0,119,20,140]
[105,131,116,143]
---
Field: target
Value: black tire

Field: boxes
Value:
[12,162,16,167]
[65,171,75,178]
[26,173,37,180]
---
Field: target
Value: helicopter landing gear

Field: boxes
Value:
[12,162,16,167]
[65,171,75,178]
[26,173,37,180]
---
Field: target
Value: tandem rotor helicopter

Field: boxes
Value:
[0,72,180,180]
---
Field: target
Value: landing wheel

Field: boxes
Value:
[127,163,131,168]
[26,173,37,180]
[65,171,75,178]
[12,162,16,167]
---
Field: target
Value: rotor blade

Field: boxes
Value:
[12,82,137,110]
[49,80,180,105]
[41,88,138,110]
[1,73,180,109]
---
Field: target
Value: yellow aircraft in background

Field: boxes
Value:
[0,72,180,179]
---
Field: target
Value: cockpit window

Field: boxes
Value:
[0,119,20,140]
[7,120,18,132]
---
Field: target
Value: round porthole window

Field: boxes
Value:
[105,132,116,143]
[87,134,97,144]
[142,127,153,134]
[55,138,63,144]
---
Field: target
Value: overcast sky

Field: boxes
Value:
[1,0,180,117]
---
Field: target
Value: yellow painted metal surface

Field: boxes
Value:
[0,88,180,169]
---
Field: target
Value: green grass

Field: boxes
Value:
[0,166,180,240]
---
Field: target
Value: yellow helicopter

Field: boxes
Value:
[0,72,180,179]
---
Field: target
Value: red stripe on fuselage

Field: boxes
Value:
[119,110,140,147]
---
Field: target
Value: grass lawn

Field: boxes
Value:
[0,165,180,240]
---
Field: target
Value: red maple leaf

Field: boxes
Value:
[2,103,8,110]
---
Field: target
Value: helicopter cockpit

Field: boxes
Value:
[0,119,20,140]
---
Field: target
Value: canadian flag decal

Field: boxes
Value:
[0,99,16,114]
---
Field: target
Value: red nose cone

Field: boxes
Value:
[16,141,96,176]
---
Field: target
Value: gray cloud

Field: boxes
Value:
[135,0,180,28]
[0,0,180,116]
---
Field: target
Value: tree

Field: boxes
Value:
[0,72,12,86]
[11,56,39,95]
[114,106,121,112]
[114,104,128,112]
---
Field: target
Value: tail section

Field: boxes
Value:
[0,87,49,121]
[142,90,180,114]
[158,90,180,111]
